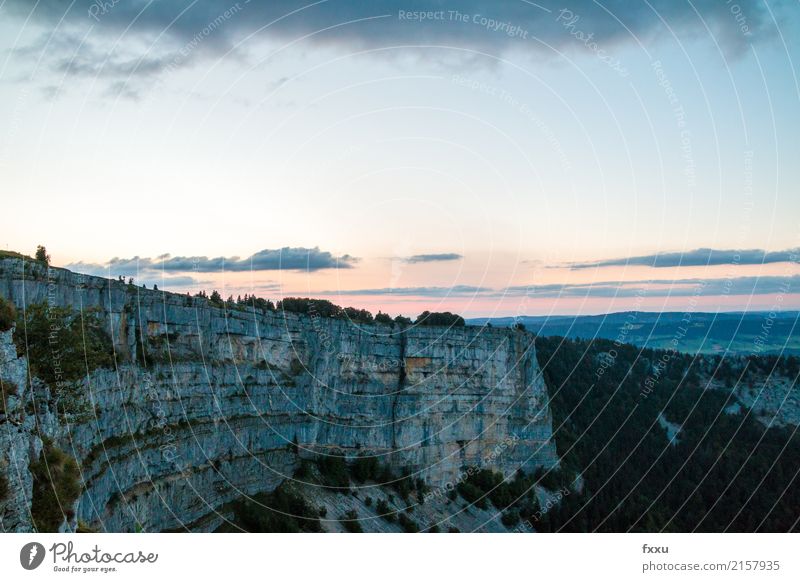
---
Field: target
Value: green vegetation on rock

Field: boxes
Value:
[415,311,465,327]
[13,303,114,385]
[224,485,322,533]
[30,440,81,532]
[340,509,363,533]
[0,296,16,332]
[13,303,114,419]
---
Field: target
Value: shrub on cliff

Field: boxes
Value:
[318,453,350,488]
[390,469,414,500]
[501,509,521,527]
[414,311,465,327]
[0,472,8,504]
[340,509,363,533]
[229,486,321,533]
[30,439,81,532]
[0,296,15,332]
[374,312,393,324]
[279,297,342,318]
[398,512,419,533]
[351,456,381,483]
[457,468,537,511]
[1,379,19,415]
[342,306,374,324]
[375,498,396,522]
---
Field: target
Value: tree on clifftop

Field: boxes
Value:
[414,311,465,327]
[35,245,50,264]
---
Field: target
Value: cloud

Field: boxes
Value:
[565,247,800,270]
[503,275,800,298]
[67,246,357,277]
[318,285,490,297]
[403,253,463,264]
[6,0,778,95]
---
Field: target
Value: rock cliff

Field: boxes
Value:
[0,258,557,532]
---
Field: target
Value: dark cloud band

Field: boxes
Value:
[8,0,776,87]
[403,253,463,263]
[68,246,357,276]
[565,247,800,270]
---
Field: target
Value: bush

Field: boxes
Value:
[0,296,15,332]
[317,453,350,488]
[414,311,465,327]
[340,509,363,533]
[279,297,342,318]
[293,459,314,481]
[501,510,521,527]
[351,456,381,483]
[0,472,8,504]
[398,512,419,533]
[457,481,488,509]
[374,312,393,324]
[376,499,396,522]
[342,306,374,324]
[30,440,81,532]
[390,470,414,500]
[1,379,19,414]
[289,358,305,376]
[229,486,321,532]
[456,468,538,511]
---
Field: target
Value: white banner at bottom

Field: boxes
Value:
[1,533,796,581]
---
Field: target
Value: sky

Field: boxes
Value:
[1,0,799,318]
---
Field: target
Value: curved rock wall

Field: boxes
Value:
[0,258,557,532]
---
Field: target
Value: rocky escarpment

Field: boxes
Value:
[0,258,557,532]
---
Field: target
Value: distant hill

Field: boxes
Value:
[468,311,800,355]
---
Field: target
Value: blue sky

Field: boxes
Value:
[1,1,798,316]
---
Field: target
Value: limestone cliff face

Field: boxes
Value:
[0,258,557,532]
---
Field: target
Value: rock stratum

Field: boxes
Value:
[0,258,557,532]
